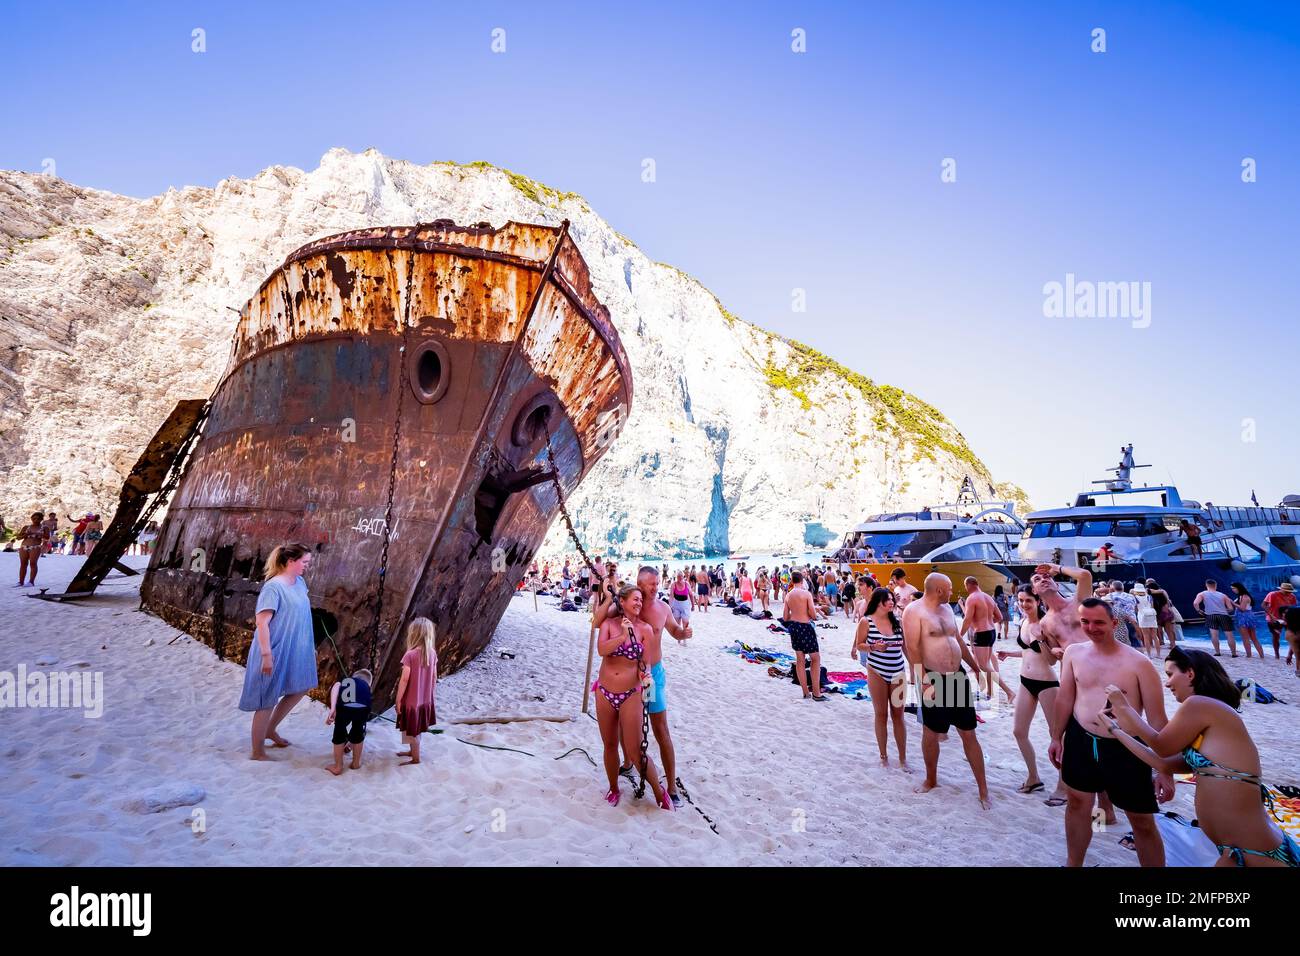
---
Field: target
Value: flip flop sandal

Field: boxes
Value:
[1044,796,1068,807]
[1118,834,1137,851]
[1017,782,1046,794]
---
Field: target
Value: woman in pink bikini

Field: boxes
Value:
[594,585,672,810]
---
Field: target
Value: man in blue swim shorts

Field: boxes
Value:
[594,565,693,807]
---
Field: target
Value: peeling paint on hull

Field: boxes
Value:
[139,220,631,709]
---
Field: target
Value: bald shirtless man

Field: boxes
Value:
[783,572,826,701]
[1049,598,1173,866]
[959,577,1014,704]
[902,573,991,809]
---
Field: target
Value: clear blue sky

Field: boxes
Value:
[3,1,1297,509]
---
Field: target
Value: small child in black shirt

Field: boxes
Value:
[324,668,372,775]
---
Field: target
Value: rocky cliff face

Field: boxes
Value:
[0,148,1021,555]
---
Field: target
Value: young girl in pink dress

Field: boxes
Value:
[395,617,437,765]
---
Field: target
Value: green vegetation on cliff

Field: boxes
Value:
[440,160,582,207]
[763,337,986,474]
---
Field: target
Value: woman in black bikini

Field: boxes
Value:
[754,569,771,613]
[997,585,1064,798]
[16,512,47,586]
[594,585,671,811]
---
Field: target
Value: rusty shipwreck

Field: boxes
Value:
[73,220,630,710]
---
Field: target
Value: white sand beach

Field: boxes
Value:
[2,552,1297,867]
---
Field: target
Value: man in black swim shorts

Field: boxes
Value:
[902,573,991,809]
[783,571,827,701]
[1050,598,1173,866]
[920,668,978,734]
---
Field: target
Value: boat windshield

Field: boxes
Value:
[844,529,953,558]
[1027,516,1170,539]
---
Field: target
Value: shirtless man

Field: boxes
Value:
[783,571,826,701]
[902,573,991,809]
[889,568,919,609]
[694,566,711,612]
[959,577,1014,703]
[40,511,58,555]
[1033,563,1093,652]
[596,567,694,805]
[1049,597,1172,866]
[822,568,839,611]
[1034,562,1124,813]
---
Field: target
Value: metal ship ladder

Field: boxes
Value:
[30,399,209,602]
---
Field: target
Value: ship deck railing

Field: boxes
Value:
[1204,504,1300,529]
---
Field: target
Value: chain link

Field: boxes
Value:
[541,417,605,587]
[371,249,414,672]
[541,418,651,799]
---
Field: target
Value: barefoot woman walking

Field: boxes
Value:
[239,544,319,760]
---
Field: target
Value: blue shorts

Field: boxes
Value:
[645,661,667,714]
[826,584,839,601]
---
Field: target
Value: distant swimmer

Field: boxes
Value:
[902,573,991,809]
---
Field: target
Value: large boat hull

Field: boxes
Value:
[140,221,631,709]
[992,559,1300,622]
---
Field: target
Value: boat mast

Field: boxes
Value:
[1092,443,1151,493]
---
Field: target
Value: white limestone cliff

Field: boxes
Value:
[0,148,1024,556]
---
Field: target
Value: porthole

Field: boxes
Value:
[409,339,450,404]
[511,393,555,448]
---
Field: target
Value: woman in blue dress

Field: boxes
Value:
[239,543,319,760]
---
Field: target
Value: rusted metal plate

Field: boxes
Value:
[139,221,629,710]
[65,399,208,595]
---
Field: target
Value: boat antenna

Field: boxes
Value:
[1092,442,1149,493]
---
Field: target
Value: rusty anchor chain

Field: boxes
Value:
[370,248,415,674]
[541,418,655,800]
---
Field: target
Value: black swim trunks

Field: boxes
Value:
[920,669,978,734]
[972,629,996,648]
[1061,714,1157,813]
[785,620,820,654]
[332,707,368,746]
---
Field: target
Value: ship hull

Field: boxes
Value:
[140,221,631,709]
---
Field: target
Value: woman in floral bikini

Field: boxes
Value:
[594,585,672,810]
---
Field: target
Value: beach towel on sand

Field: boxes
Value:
[724,642,871,700]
